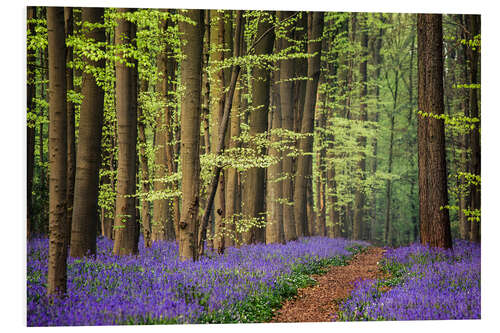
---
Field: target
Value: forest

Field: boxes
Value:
[26,6,481,326]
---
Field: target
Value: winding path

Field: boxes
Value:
[271,247,386,323]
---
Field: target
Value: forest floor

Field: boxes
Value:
[271,247,387,323]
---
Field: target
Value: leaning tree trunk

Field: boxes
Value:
[197,11,244,256]
[417,14,452,249]
[47,7,68,295]
[178,9,204,261]
[293,11,324,238]
[225,81,242,247]
[242,12,274,245]
[113,9,139,256]
[70,8,105,258]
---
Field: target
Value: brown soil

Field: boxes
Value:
[271,247,386,323]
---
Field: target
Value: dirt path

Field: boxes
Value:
[271,247,386,323]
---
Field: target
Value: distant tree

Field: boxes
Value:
[47,6,68,295]
[417,14,452,249]
[113,8,139,256]
[70,8,106,257]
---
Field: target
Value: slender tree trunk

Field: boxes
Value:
[64,7,76,247]
[417,14,452,249]
[113,9,139,256]
[47,7,68,295]
[293,12,324,238]
[277,11,298,242]
[353,14,368,241]
[137,80,152,248]
[27,7,36,240]
[242,12,274,244]
[465,15,481,243]
[384,111,395,246]
[457,15,471,240]
[370,21,383,242]
[70,8,105,257]
[178,9,204,261]
[315,91,327,237]
[225,81,241,247]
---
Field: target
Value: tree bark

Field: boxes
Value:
[293,11,324,238]
[178,9,204,261]
[417,14,452,249]
[47,6,68,295]
[242,12,274,244]
[70,8,105,257]
[113,9,139,256]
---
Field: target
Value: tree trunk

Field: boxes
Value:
[47,6,68,295]
[242,12,274,244]
[225,81,241,247]
[211,10,227,252]
[277,11,298,242]
[384,112,395,246]
[137,80,152,248]
[465,14,481,243]
[152,11,178,242]
[178,9,204,261]
[293,11,324,238]
[64,7,76,248]
[370,20,383,242]
[266,67,284,244]
[353,14,368,241]
[113,9,139,256]
[70,8,105,258]
[417,14,452,249]
[457,15,471,241]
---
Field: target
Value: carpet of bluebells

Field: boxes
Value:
[27,236,367,326]
[337,240,480,321]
